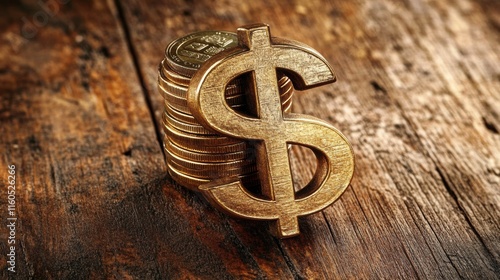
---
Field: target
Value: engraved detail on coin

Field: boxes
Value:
[166,31,238,77]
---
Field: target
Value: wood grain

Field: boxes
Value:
[0,0,499,279]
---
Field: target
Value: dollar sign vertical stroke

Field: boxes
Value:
[187,23,354,238]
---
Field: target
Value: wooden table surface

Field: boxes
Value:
[1,0,499,279]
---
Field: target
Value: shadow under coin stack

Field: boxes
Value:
[158,31,294,192]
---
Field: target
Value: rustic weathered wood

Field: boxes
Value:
[0,0,499,279]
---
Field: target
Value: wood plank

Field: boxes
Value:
[120,0,499,278]
[0,0,498,278]
[0,1,292,278]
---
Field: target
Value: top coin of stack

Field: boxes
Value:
[158,31,294,192]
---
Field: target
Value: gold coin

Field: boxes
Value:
[167,134,250,154]
[279,85,294,103]
[161,59,191,85]
[161,91,191,114]
[165,148,256,173]
[159,68,291,101]
[279,75,292,89]
[160,83,249,108]
[158,70,191,99]
[159,65,247,98]
[161,93,249,115]
[163,119,244,146]
[162,59,249,96]
[160,34,297,194]
[283,99,293,113]
[167,165,260,191]
[159,85,190,110]
[166,156,256,178]
[159,83,294,116]
[167,166,202,190]
[165,103,198,125]
[165,31,238,77]
[281,89,294,108]
[165,137,251,163]
[163,110,215,135]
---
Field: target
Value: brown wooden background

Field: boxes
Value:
[1,0,499,279]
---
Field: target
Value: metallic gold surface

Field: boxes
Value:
[158,65,248,98]
[164,103,199,125]
[162,119,242,146]
[166,31,238,77]
[187,24,355,238]
[164,147,256,173]
[163,111,216,135]
[166,157,257,178]
[161,59,192,86]
[165,137,251,163]
[158,78,293,116]
[167,165,260,191]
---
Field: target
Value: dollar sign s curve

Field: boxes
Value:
[187,24,354,238]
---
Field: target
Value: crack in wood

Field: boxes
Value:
[112,0,165,159]
[435,166,500,273]
[274,238,305,280]
[482,116,499,134]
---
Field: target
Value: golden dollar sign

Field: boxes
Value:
[187,24,354,238]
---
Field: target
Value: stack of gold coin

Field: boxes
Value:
[158,31,294,192]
